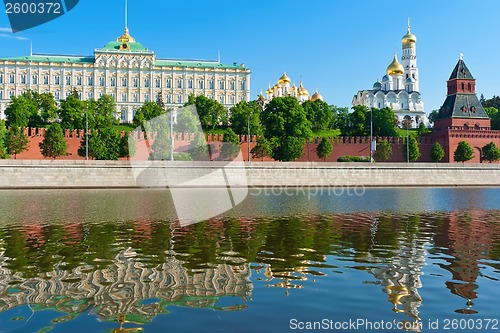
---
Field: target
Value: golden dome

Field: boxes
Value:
[278,72,291,84]
[402,26,416,45]
[291,84,297,91]
[298,82,309,96]
[117,27,136,43]
[386,53,404,75]
[311,90,323,102]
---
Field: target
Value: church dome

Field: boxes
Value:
[298,82,309,96]
[278,72,291,84]
[406,77,416,84]
[373,81,382,90]
[311,90,323,101]
[402,27,417,45]
[382,74,392,82]
[386,54,404,75]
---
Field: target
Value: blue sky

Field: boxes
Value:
[0,0,499,112]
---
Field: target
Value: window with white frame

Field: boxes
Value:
[0,74,3,83]
[166,94,172,103]
[219,80,225,90]
[54,75,60,85]
[54,91,60,100]
[99,77,105,86]
[188,79,193,89]
[21,75,26,84]
[166,78,172,88]
[121,77,127,87]
[230,95,235,104]
[110,92,116,100]
[10,90,15,97]
[43,75,49,85]
[87,92,93,100]
[133,78,138,87]
[219,95,225,104]
[110,77,116,87]
[66,76,71,85]
[155,78,161,88]
[230,81,235,90]
[88,77,93,86]
[76,76,82,86]
[176,79,182,88]
[240,81,245,90]
[144,93,150,102]
[144,78,150,88]
[9,74,15,84]
[121,110,126,121]
[32,75,38,84]
[122,93,127,102]
[133,93,138,102]
[177,94,182,103]
[209,80,214,89]
[198,79,204,89]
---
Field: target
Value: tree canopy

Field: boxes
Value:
[403,136,421,162]
[39,123,68,159]
[5,127,29,159]
[228,100,262,135]
[259,96,312,161]
[302,100,333,131]
[0,121,10,159]
[482,142,500,163]
[316,137,333,161]
[374,140,392,162]
[454,141,474,163]
[430,142,445,162]
[185,94,227,131]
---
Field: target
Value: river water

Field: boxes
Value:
[0,188,498,333]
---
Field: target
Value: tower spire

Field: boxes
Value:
[407,17,411,31]
[125,0,128,29]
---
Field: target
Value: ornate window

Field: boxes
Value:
[166,78,172,88]
[155,78,161,88]
[198,79,204,89]
[110,77,116,87]
[133,78,139,87]
[144,78,150,88]
[219,80,225,90]
[32,75,38,84]
[9,74,15,84]
[176,79,182,89]
[43,75,49,85]
[230,81,235,90]
[121,77,127,87]
[21,75,26,84]
[66,76,71,85]
[188,79,193,89]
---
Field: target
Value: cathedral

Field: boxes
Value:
[263,72,323,104]
[352,22,428,128]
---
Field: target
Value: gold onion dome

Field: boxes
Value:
[298,82,309,96]
[402,26,416,45]
[311,90,323,101]
[278,72,291,84]
[386,53,404,75]
[117,27,135,43]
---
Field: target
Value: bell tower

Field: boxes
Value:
[401,19,419,92]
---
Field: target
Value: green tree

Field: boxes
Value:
[185,94,227,131]
[251,137,272,160]
[302,100,333,131]
[428,109,439,124]
[5,91,37,128]
[430,142,445,162]
[150,128,172,161]
[220,128,241,160]
[59,94,85,130]
[374,140,392,161]
[331,105,349,131]
[39,93,57,123]
[176,106,199,134]
[228,100,262,135]
[345,105,368,136]
[454,140,474,163]
[403,136,421,162]
[5,127,29,159]
[88,94,118,129]
[132,101,165,131]
[482,142,500,163]
[39,123,68,159]
[372,107,398,137]
[187,132,210,160]
[316,137,333,161]
[259,96,312,161]
[484,107,500,130]
[0,120,10,159]
[121,133,136,159]
[78,128,122,160]
[417,122,430,136]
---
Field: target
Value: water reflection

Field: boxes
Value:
[0,190,498,332]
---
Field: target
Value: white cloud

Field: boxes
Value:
[0,27,12,33]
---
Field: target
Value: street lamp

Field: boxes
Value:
[170,107,174,161]
[247,111,251,162]
[369,106,373,163]
[85,110,88,160]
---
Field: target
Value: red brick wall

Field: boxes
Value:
[9,128,500,163]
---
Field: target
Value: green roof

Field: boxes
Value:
[101,41,149,52]
[0,54,94,63]
[155,59,243,69]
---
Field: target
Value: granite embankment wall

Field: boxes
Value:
[0,160,499,189]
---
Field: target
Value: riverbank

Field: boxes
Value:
[0,160,499,189]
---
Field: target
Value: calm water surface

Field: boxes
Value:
[0,188,498,333]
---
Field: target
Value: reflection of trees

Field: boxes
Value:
[0,211,498,331]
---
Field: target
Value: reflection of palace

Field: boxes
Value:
[0,241,252,329]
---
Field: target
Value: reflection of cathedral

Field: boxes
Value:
[352,21,428,128]
[262,72,323,104]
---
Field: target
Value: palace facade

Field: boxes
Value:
[0,27,251,123]
[352,22,428,128]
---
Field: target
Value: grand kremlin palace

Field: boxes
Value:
[0,27,251,123]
